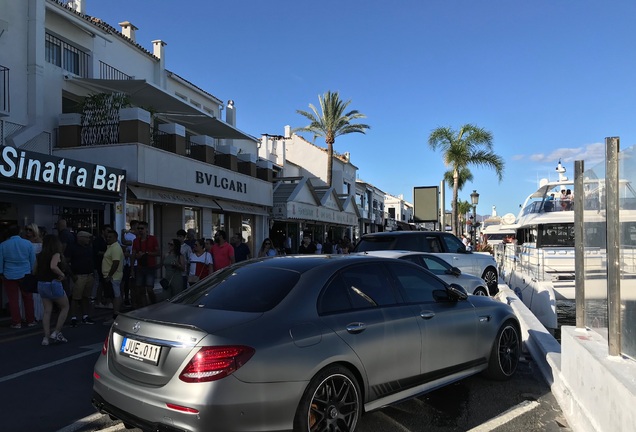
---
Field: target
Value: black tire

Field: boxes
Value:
[473,286,489,296]
[294,365,362,432]
[482,267,499,295]
[484,321,520,380]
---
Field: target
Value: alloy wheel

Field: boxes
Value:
[307,373,360,432]
[497,325,520,376]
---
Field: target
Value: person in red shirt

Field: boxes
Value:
[211,230,235,272]
[131,222,159,306]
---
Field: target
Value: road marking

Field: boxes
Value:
[467,400,540,432]
[0,343,102,384]
[100,424,126,432]
[55,413,104,432]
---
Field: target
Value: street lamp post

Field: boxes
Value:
[470,189,480,249]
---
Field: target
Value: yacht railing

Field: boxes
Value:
[495,243,604,283]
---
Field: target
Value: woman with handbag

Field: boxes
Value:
[188,239,213,286]
[162,239,185,297]
[36,235,70,345]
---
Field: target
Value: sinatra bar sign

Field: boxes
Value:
[0,146,125,192]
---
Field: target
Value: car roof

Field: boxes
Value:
[360,231,448,237]
[236,254,399,273]
[352,250,435,259]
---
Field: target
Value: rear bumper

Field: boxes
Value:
[92,364,306,432]
[93,391,187,432]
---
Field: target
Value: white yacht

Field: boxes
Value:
[498,161,610,330]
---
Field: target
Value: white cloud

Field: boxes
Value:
[514,142,605,165]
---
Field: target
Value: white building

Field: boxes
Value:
[355,179,385,237]
[384,193,415,231]
[259,129,359,252]
[0,0,272,256]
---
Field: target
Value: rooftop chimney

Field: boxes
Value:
[152,40,167,88]
[119,21,138,42]
[152,39,166,59]
[284,125,291,139]
[226,100,236,126]
[67,0,85,14]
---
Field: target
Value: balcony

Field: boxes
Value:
[56,107,273,182]
[0,65,9,116]
[99,61,133,80]
[45,33,89,78]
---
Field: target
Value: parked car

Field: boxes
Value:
[92,255,520,432]
[356,250,491,296]
[353,231,500,295]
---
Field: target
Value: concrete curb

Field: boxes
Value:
[494,284,574,430]
[494,284,562,387]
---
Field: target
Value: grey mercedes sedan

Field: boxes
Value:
[92,255,520,432]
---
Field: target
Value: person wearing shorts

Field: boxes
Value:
[36,234,70,345]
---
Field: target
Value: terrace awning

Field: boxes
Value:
[70,78,257,142]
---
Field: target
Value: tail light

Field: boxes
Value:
[101,333,110,356]
[179,345,255,383]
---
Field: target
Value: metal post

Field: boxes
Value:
[574,160,585,328]
[606,137,621,356]
[472,206,477,248]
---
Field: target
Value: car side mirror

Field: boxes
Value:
[446,266,461,277]
[447,283,468,300]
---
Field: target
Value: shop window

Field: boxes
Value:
[184,207,200,236]
[126,202,145,228]
[53,207,103,234]
[211,212,225,237]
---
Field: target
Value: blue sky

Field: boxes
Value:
[87,0,636,219]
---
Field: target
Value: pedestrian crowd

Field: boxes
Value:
[1,219,357,346]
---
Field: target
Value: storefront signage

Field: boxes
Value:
[274,201,357,226]
[195,171,248,194]
[0,146,125,193]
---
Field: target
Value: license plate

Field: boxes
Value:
[120,337,161,365]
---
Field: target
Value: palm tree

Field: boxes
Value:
[457,199,472,235]
[444,167,473,192]
[295,91,370,186]
[428,124,504,236]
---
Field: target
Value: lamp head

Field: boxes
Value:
[470,190,480,206]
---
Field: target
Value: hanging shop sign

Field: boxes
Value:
[0,146,125,193]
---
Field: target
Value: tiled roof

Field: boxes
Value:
[50,1,223,103]
[50,0,156,59]
[273,183,298,200]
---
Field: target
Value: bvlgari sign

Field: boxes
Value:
[0,146,125,193]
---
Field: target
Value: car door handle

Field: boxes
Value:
[420,311,435,319]
[346,322,367,334]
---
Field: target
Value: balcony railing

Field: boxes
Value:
[45,33,89,77]
[81,121,119,146]
[99,61,133,80]
[151,129,171,151]
[0,65,8,114]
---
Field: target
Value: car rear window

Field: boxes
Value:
[355,234,436,252]
[353,236,397,252]
[172,266,300,312]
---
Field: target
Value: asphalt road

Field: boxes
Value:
[1,307,571,432]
